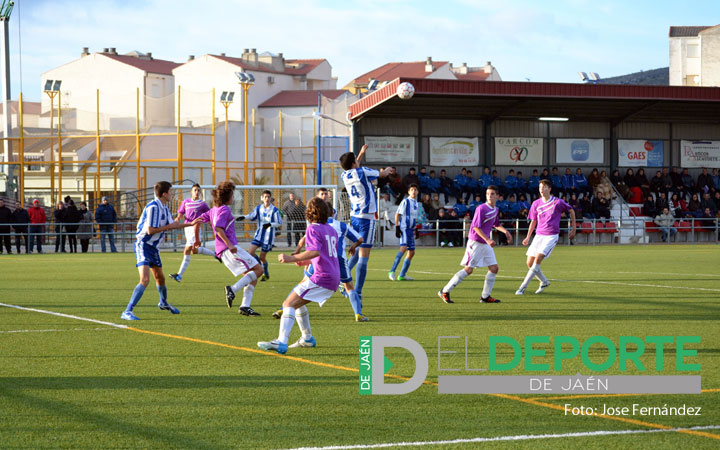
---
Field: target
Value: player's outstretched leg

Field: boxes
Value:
[388,250,403,281]
[289,305,317,348]
[157,284,180,314]
[439,268,471,303]
[480,269,501,303]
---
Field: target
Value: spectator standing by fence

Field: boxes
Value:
[0,199,12,254]
[78,202,93,253]
[53,202,67,253]
[64,197,81,253]
[12,201,29,254]
[28,199,45,253]
[282,193,297,247]
[95,196,118,253]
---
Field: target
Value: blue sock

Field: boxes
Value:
[157,284,167,304]
[390,250,404,273]
[262,261,269,277]
[356,257,369,295]
[399,258,412,278]
[348,290,362,315]
[348,253,359,271]
[126,284,146,311]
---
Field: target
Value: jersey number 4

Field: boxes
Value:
[350,185,360,198]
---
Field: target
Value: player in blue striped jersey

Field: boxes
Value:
[388,184,420,281]
[339,145,391,298]
[121,181,199,321]
[237,190,282,281]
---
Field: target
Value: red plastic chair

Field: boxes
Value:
[677,221,691,233]
[580,221,594,233]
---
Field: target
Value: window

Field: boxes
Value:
[687,44,699,58]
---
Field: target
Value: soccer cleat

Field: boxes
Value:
[260,274,269,282]
[238,306,261,316]
[515,287,526,295]
[215,255,223,264]
[225,286,235,308]
[388,271,396,281]
[289,336,317,348]
[535,283,550,294]
[272,309,283,319]
[158,302,180,314]
[121,310,140,321]
[398,275,414,281]
[438,290,454,304]
[355,314,370,322]
[257,339,288,354]
[481,296,501,303]
[338,284,348,297]
[169,273,182,283]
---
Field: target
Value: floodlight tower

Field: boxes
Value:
[219,91,234,180]
[235,71,254,185]
[0,1,13,184]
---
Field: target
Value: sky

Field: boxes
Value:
[6,0,720,102]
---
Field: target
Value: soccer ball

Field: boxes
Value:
[397,82,415,100]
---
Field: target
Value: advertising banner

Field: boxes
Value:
[556,139,604,164]
[680,140,720,168]
[429,137,480,166]
[364,136,416,163]
[494,137,543,165]
[618,140,664,167]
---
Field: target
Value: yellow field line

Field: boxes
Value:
[531,389,720,401]
[126,326,719,441]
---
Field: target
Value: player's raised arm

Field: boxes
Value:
[356,144,369,165]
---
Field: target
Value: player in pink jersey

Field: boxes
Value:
[170,184,215,283]
[195,181,264,316]
[438,185,512,304]
[258,197,340,354]
[516,179,576,295]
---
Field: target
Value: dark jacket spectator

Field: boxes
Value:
[402,168,420,191]
[592,192,611,219]
[95,197,117,231]
[0,199,12,253]
[64,198,81,253]
[78,202,94,253]
[650,170,665,194]
[661,168,674,193]
[623,169,638,188]
[669,168,683,193]
[687,194,702,218]
[587,168,601,192]
[11,201,30,253]
[655,192,669,212]
[700,193,717,216]
[681,169,695,192]
[697,168,714,193]
[635,169,650,196]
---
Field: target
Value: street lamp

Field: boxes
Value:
[219,91,234,180]
[235,71,254,185]
[44,79,61,202]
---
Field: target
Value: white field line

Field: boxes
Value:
[0,327,118,334]
[370,269,720,293]
[279,425,720,450]
[0,303,128,329]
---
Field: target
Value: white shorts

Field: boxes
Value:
[461,239,497,268]
[526,234,559,259]
[293,279,334,307]
[221,248,259,277]
[183,226,197,247]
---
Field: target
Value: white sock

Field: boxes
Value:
[197,247,214,256]
[443,269,469,293]
[533,264,548,284]
[231,271,257,293]
[241,284,255,308]
[178,255,191,276]
[278,306,296,345]
[295,305,312,339]
[519,266,536,290]
[482,272,496,299]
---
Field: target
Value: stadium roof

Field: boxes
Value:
[348,78,720,124]
[259,90,347,108]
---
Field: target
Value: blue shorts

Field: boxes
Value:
[305,257,352,284]
[251,238,273,253]
[135,241,162,267]
[351,217,375,249]
[400,228,415,250]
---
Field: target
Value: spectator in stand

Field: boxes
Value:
[504,169,518,197]
[378,193,394,232]
[95,196,118,253]
[597,170,613,199]
[427,170,441,196]
[562,168,577,197]
[431,194,442,213]
[64,197,81,253]
[661,167,674,195]
[550,167,564,196]
[587,168,601,193]
[574,168,590,196]
[655,208,677,242]
[421,193,438,221]
[592,191,611,220]
[53,201,67,253]
[468,170,482,200]
[418,167,431,195]
[701,192,717,217]
[496,193,509,217]
[11,201,30,254]
[78,202,93,253]
[490,170,503,192]
[447,208,463,247]
[292,197,307,242]
[655,192,669,214]
[453,197,469,218]
[623,168,638,188]
[697,168,714,194]
[714,191,720,211]
[454,168,470,202]
[385,166,404,204]
[0,198,12,254]
[28,199,46,253]
[540,168,551,182]
[568,193,582,219]
[403,167,420,193]
[506,194,521,219]
[528,169,541,198]
[518,194,530,211]
[669,167,683,195]
[635,168,651,198]
[712,168,720,193]
[437,208,451,247]
[479,167,493,194]
[282,193,297,247]
[681,168,694,193]
[611,169,629,201]
[650,170,665,195]
[580,194,594,219]
[438,169,455,203]
[468,194,482,215]
[669,193,685,218]
[687,193,702,218]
